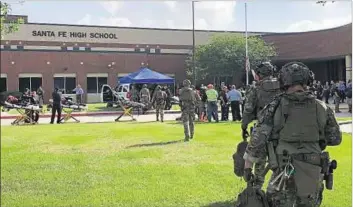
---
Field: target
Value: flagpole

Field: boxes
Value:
[245,2,249,86]
[192,1,196,86]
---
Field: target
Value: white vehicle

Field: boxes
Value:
[100,84,129,107]
[116,84,131,99]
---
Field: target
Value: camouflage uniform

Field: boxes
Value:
[152,85,167,122]
[139,84,150,107]
[243,62,342,207]
[179,79,201,141]
[130,85,139,102]
[241,62,281,189]
[332,84,341,113]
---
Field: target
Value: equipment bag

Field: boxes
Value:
[233,141,248,177]
[235,183,269,207]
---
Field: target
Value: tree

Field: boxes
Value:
[186,34,277,85]
[0,1,24,40]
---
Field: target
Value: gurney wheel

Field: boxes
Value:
[132,118,137,121]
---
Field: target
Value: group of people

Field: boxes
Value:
[178,61,342,206]
[310,80,352,113]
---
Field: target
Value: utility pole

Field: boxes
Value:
[192,1,196,86]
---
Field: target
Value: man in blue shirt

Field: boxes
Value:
[73,84,84,104]
[227,85,242,121]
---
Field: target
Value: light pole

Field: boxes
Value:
[245,2,249,86]
[192,1,196,86]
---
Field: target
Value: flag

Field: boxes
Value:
[245,56,250,71]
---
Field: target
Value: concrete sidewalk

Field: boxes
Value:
[1,103,350,119]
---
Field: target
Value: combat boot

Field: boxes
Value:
[156,115,159,121]
[184,136,190,142]
[190,134,194,140]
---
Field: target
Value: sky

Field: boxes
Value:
[4,0,353,33]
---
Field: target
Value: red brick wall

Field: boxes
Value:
[1,51,188,101]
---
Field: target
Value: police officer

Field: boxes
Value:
[240,62,281,189]
[50,87,62,124]
[179,79,200,141]
[152,85,167,122]
[243,62,342,206]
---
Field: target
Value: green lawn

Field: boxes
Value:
[336,117,352,121]
[1,122,351,207]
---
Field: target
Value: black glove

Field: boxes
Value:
[243,168,253,182]
[242,129,249,140]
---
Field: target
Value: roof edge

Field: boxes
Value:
[261,23,352,37]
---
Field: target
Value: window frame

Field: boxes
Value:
[18,74,43,92]
[53,74,76,94]
[86,73,108,94]
[0,74,7,92]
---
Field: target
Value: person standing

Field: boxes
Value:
[239,62,281,190]
[73,84,84,104]
[243,62,341,206]
[163,85,172,110]
[219,86,229,121]
[152,85,167,122]
[179,79,200,141]
[36,85,44,107]
[130,85,139,102]
[323,81,330,104]
[345,80,352,113]
[206,84,219,122]
[139,84,150,113]
[332,83,341,113]
[50,88,62,124]
[227,85,242,121]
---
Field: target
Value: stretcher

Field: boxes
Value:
[3,101,42,125]
[114,99,145,122]
[48,98,88,123]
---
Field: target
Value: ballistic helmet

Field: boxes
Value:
[191,85,195,90]
[279,62,314,88]
[254,62,275,78]
[156,85,161,90]
[183,79,191,87]
[143,84,147,88]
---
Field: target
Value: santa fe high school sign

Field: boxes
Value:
[32,30,118,39]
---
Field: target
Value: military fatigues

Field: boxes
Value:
[139,86,150,107]
[244,62,342,207]
[241,77,281,189]
[332,86,341,113]
[179,81,201,141]
[130,87,139,102]
[152,87,167,122]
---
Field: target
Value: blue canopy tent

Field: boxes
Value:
[119,67,174,84]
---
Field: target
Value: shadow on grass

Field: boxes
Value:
[125,139,184,148]
[202,200,234,207]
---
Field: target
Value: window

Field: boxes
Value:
[18,76,42,92]
[87,76,108,93]
[0,77,7,92]
[54,77,76,94]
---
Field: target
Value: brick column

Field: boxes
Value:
[346,54,352,81]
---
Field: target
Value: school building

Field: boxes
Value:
[1,15,351,103]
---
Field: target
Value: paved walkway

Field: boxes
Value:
[2,111,351,133]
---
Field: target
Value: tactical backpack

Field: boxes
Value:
[235,182,269,207]
[256,78,281,112]
[233,141,248,177]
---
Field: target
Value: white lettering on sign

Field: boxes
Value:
[31,30,118,39]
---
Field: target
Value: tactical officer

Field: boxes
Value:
[152,85,167,122]
[332,84,341,113]
[130,85,139,102]
[240,62,281,189]
[139,84,150,112]
[179,79,201,141]
[243,62,342,206]
[50,87,62,124]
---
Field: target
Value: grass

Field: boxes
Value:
[1,122,351,207]
[336,117,352,121]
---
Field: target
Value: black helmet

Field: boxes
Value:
[254,62,275,78]
[156,85,161,90]
[279,62,314,88]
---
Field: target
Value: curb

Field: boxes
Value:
[0,110,182,120]
[338,121,352,125]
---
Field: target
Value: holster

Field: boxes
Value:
[233,141,248,177]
